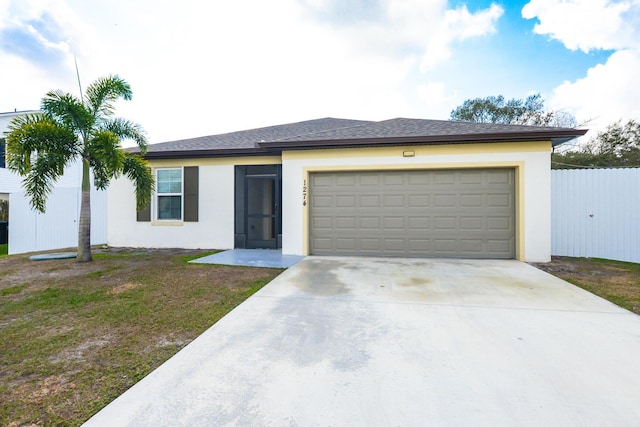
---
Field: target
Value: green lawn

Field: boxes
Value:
[0,248,283,426]
[0,244,7,256]
[534,256,640,315]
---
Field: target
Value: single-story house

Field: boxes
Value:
[108,118,586,262]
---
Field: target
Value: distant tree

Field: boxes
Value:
[552,119,640,169]
[450,93,576,127]
[5,75,154,262]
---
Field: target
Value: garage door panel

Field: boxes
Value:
[434,172,456,185]
[408,194,430,207]
[487,217,512,231]
[359,217,381,229]
[433,239,457,252]
[312,217,333,230]
[359,175,380,186]
[310,169,515,258]
[460,171,483,184]
[360,238,382,250]
[487,170,512,183]
[359,195,381,207]
[383,217,405,228]
[460,194,483,207]
[460,217,484,230]
[459,239,483,253]
[335,238,357,250]
[311,237,333,250]
[383,238,406,251]
[408,173,430,185]
[383,194,405,207]
[487,194,511,207]
[383,174,404,185]
[336,175,357,186]
[335,217,356,230]
[312,195,333,208]
[434,194,457,207]
[433,217,457,230]
[408,239,431,251]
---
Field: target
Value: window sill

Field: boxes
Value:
[151,221,184,226]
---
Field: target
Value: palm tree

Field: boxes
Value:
[4,75,153,262]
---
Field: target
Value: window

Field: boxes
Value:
[156,168,182,220]
[137,166,198,223]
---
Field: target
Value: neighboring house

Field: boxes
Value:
[0,110,108,254]
[108,117,585,263]
[0,111,38,200]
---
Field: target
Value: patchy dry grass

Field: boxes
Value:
[533,256,640,315]
[0,248,283,426]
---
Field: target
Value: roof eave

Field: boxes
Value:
[258,129,588,150]
[141,147,272,159]
[135,129,587,159]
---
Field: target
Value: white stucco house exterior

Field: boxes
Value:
[107,118,586,262]
[1,110,107,254]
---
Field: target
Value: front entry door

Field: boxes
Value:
[235,165,282,249]
[246,175,279,248]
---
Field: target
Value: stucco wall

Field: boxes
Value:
[281,142,552,262]
[108,164,236,249]
[107,156,281,250]
[107,143,552,262]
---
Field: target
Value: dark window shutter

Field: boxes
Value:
[184,166,199,222]
[0,139,5,169]
[137,202,151,222]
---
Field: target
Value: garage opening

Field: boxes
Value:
[309,168,515,258]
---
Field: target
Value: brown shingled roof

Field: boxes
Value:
[140,117,587,159]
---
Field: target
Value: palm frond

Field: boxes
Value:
[5,114,78,173]
[42,90,91,133]
[85,75,132,120]
[122,154,154,210]
[102,117,148,153]
[5,114,79,212]
[87,130,126,189]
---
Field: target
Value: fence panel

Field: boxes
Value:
[551,168,640,263]
[8,187,107,254]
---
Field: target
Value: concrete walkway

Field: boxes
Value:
[189,249,304,268]
[84,257,640,426]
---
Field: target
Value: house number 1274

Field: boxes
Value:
[302,179,308,206]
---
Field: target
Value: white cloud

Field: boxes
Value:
[524,0,640,136]
[551,49,640,129]
[421,3,503,70]
[384,1,504,71]
[522,0,640,52]
[1,0,504,142]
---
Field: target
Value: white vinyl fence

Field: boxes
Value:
[8,187,107,254]
[551,168,640,263]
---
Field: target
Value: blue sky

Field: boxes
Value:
[0,0,638,143]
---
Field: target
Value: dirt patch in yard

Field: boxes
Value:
[0,247,283,426]
[532,256,640,315]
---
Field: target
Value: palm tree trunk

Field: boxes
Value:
[77,158,93,262]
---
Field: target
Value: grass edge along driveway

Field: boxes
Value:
[0,248,283,427]
[0,249,638,426]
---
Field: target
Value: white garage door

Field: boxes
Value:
[309,168,515,258]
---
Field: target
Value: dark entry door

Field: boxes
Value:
[235,165,282,249]
[246,175,279,248]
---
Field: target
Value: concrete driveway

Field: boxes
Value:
[84,257,640,426]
